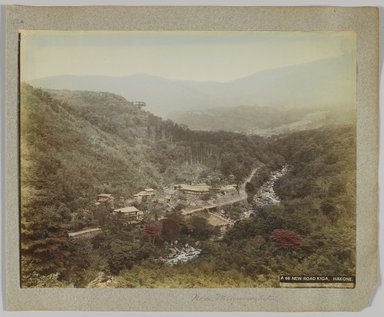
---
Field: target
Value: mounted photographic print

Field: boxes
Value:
[5,6,378,311]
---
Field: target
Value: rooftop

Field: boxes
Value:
[220,184,238,191]
[177,184,211,192]
[134,190,155,197]
[114,206,140,214]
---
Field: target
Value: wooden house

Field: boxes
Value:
[134,188,155,202]
[113,206,144,223]
[174,184,211,195]
[219,184,239,194]
[95,193,114,209]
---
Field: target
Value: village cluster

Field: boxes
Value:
[68,182,241,240]
[99,183,239,221]
[68,168,289,266]
[66,167,288,268]
[68,167,289,243]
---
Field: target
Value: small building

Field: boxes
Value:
[133,101,146,108]
[209,186,221,193]
[97,193,113,202]
[134,188,155,202]
[113,206,144,223]
[174,184,212,195]
[220,184,239,194]
[209,184,238,194]
[95,193,114,209]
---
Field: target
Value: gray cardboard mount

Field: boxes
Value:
[5,6,379,311]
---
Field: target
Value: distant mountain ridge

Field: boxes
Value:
[28,55,354,117]
[169,104,355,136]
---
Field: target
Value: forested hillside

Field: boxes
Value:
[110,126,355,288]
[20,84,282,286]
[20,84,355,288]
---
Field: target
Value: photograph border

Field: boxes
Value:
[5,5,378,311]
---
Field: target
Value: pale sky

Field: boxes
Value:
[20,31,355,82]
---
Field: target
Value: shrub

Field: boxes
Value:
[272,229,303,249]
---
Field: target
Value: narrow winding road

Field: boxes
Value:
[181,167,258,216]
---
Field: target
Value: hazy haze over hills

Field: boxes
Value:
[169,104,355,136]
[29,55,355,118]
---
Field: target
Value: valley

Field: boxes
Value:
[20,84,356,288]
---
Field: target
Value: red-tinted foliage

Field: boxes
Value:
[161,218,180,240]
[272,229,303,249]
[144,221,161,237]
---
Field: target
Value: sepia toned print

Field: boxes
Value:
[20,30,356,289]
